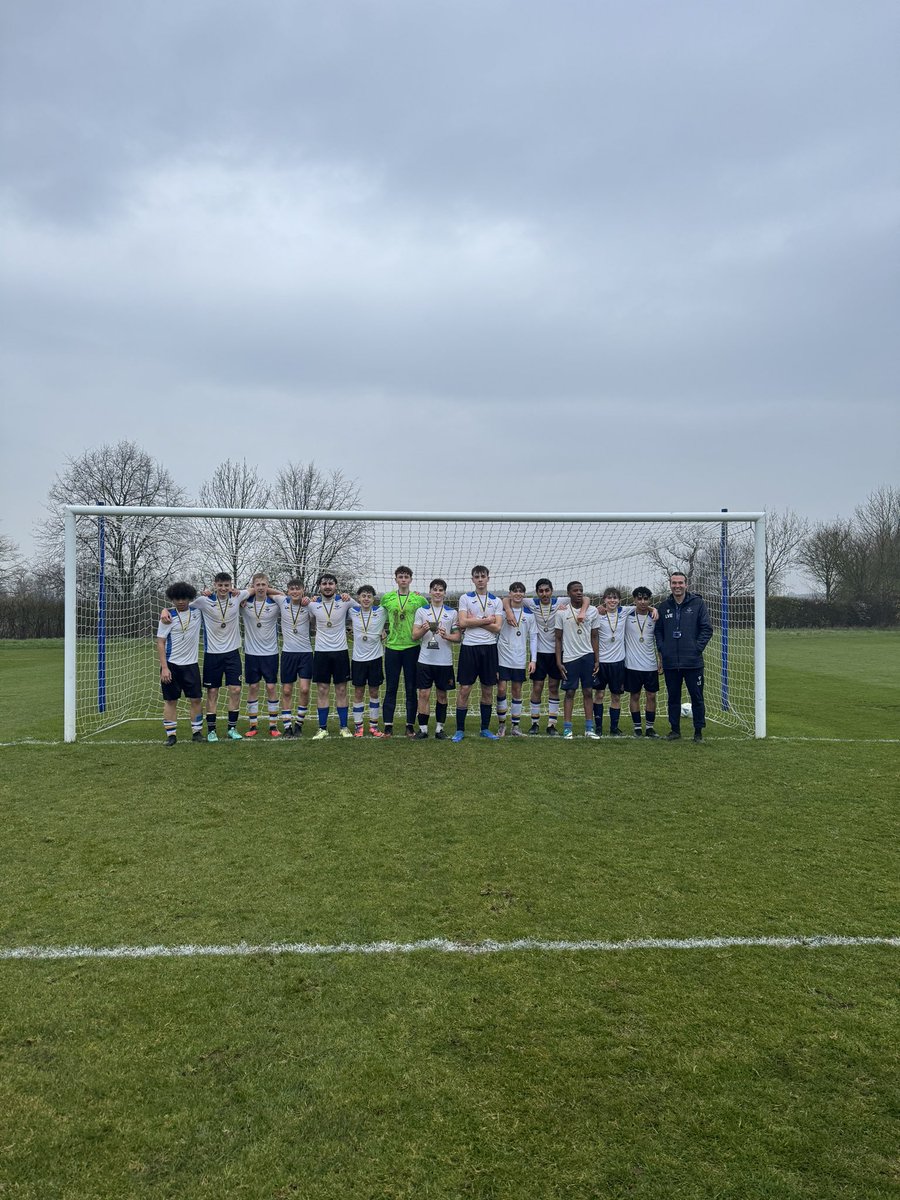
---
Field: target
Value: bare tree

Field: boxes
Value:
[266,461,371,590]
[848,486,900,604]
[0,532,25,593]
[648,511,808,599]
[646,522,754,597]
[797,520,850,600]
[195,459,272,584]
[36,440,191,602]
[764,508,809,595]
[646,525,710,587]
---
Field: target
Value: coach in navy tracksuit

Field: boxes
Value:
[654,572,713,742]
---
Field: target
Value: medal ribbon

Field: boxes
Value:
[393,592,412,633]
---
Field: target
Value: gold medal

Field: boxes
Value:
[511,605,524,638]
[639,636,645,643]
[360,606,373,642]
[256,621,262,628]
[220,621,226,628]
[326,620,332,628]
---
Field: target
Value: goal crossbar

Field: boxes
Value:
[66,506,765,523]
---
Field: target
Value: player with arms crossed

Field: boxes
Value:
[348,585,387,737]
[411,578,460,739]
[277,579,313,738]
[381,567,428,738]
[162,572,251,741]
[624,586,660,737]
[307,573,354,739]
[156,582,205,746]
[241,572,282,738]
[496,582,537,736]
[555,581,600,739]
[453,565,503,741]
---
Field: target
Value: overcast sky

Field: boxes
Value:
[2,0,898,560]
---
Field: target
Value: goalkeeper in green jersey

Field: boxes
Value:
[380,566,427,738]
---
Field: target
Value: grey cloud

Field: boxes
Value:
[1,1,898,560]
[4,2,898,227]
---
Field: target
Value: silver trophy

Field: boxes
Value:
[427,618,439,650]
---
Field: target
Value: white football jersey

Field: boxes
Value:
[414,605,458,666]
[555,604,600,663]
[348,605,387,662]
[278,597,313,653]
[497,606,537,670]
[307,596,352,652]
[624,609,658,671]
[193,590,251,654]
[458,591,503,645]
[241,595,280,656]
[596,605,630,664]
[531,597,568,653]
[156,606,203,666]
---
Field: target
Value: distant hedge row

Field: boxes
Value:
[0,597,65,639]
[763,596,898,629]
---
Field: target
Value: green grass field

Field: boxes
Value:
[1,632,898,1198]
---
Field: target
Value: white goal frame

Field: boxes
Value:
[64,507,767,741]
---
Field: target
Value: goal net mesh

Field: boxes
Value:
[71,512,758,738]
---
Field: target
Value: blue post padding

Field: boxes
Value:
[720,512,729,712]
[97,512,106,713]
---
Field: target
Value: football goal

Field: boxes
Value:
[63,507,766,740]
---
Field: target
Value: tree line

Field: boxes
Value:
[0,441,896,637]
[644,488,898,624]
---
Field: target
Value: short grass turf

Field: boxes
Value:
[0,632,898,1198]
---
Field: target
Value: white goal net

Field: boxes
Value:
[65,508,766,740]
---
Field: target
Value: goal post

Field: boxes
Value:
[64,506,767,741]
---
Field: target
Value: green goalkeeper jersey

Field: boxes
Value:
[381,590,427,650]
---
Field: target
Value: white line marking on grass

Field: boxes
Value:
[768,736,900,743]
[2,935,897,962]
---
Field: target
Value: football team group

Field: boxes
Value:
[157,566,713,745]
